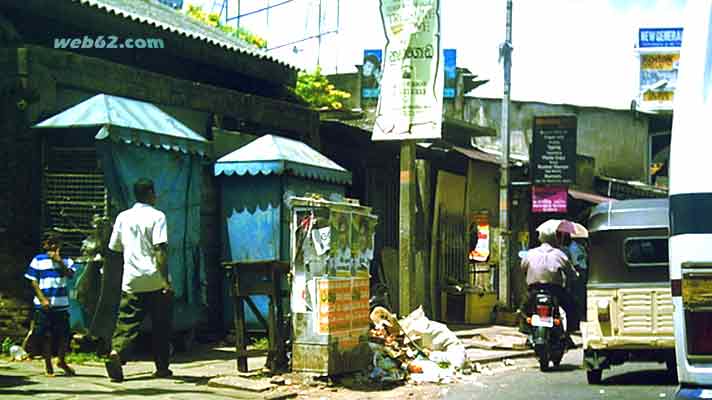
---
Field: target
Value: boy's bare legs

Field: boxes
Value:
[56,335,75,376]
[42,335,54,377]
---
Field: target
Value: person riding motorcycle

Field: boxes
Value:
[520,230,579,335]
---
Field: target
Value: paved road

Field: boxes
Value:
[446,349,678,400]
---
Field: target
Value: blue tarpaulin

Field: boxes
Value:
[97,139,203,305]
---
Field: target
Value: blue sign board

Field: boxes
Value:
[362,49,383,99]
[444,48,457,98]
[639,28,683,48]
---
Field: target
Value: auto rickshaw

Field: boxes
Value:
[582,198,675,384]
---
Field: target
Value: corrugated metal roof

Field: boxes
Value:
[451,145,528,166]
[568,189,616,205]
[72,0,296,70]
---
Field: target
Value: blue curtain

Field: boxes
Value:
[97,139,203,305]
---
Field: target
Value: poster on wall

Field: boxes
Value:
[372,0,443,141]
[443,49,456,98]
[468,210,490,262]
[362,49,383,99]
[638,28,682,111]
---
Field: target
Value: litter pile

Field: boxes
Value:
[368,306,467,384]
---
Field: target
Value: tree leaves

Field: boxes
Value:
[185,5,267,49]
[295,66,351,111]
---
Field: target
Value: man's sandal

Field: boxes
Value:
[58,363,76,376]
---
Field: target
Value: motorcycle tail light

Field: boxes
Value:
[685,311,712,356]
[536,305,551,317]
[554,318,561,326]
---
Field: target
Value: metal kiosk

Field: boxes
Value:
[288,195,378,375]
[214,134,353,372]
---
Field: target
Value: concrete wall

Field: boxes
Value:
[323,69,648,183]
[467,98,650,182]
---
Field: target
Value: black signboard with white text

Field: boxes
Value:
[532,116,577,185]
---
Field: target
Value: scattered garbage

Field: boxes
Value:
[9,345,27,361]
[367,305,468,384]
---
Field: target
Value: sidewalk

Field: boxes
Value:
[0,325,581,400]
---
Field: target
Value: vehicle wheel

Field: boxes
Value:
[587,369,602,384]
[666,359,678,382]
[666,359,676,373]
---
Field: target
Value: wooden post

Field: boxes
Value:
[232,273,249,372]
[399,140,417,316]
[429,173,442,319]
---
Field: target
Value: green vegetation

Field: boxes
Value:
[185,5,268,49]
[65,351,105,364]
[294,66,352,111]
[250,336,270,351]
[1,337,15,354]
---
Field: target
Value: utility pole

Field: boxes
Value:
[399,140,416,316]
[498,0,513,307]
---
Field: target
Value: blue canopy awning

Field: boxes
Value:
[214,134,352,185]
[34,94,208,156]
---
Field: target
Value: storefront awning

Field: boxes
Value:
[34,94,208,156]
[568,188,616,204]
[214,134,352,185]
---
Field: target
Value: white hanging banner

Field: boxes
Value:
[372,0,443,141]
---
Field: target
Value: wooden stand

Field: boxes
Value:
[223,260,289,373]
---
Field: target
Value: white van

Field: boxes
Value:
[668,0,712,397]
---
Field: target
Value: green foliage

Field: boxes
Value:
[185,5,268,49]
[250,337,270,351]
[295,66,352,110]
[1,337,14,354]
[65,351,105,364]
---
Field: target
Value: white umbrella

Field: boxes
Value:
[571,222,589,239]
[536,219,562,235]
[536,219,576,236]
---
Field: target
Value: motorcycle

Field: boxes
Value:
[526,287,571,371]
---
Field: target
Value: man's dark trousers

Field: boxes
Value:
[112,289,173,371]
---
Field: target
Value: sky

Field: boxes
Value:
[185,0,688,109]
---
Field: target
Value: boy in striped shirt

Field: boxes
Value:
[25,233,77,377]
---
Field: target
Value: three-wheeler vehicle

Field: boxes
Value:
[582,198,675,384]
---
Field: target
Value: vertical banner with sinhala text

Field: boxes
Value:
[372,0,443,141]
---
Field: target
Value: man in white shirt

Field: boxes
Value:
[104,178,172,382]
